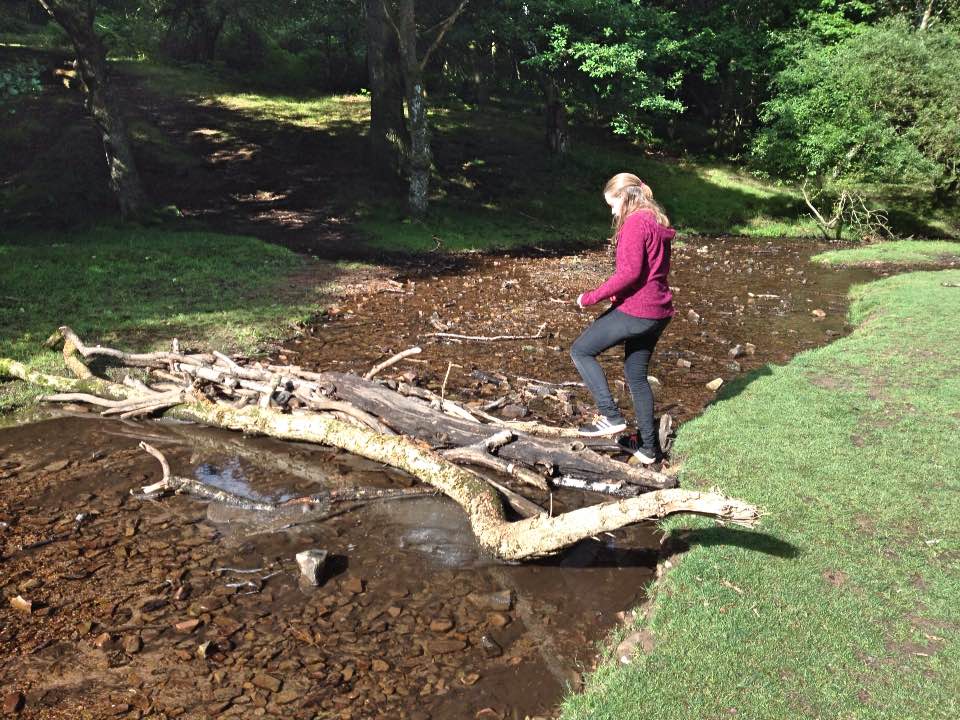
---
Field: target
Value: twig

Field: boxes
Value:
[364,346,422,380]
[426,323,548,342]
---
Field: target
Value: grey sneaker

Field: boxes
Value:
[578,414,628,437]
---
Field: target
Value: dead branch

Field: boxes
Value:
[426,323,548,342]
[364,346,422,380]
[441,430,549,491]
[1,334,761,561]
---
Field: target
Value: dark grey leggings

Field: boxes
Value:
[570,309,669,449]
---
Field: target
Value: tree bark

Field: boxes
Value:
[393,0,431,218]
[544,78,568,154]
[35,0,148,221]
[365,0,408,176]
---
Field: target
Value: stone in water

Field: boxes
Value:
[296,549,329,587]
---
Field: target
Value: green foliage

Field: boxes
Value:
[753,18,960,201]
[517,0,685,142]
[0,59,42,102]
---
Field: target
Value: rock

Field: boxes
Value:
[459,672,480,686]
[76,620,93,636]
[92,632,114,650]
[42,459,71,473]
[274,689,299,705]
[480,635,502,658]
[371,659,389,672]
[9,596,32,614]
[687,309,701,324]
[727,361,741,372]
[343,576,364,595]
[500,404,529,420]
[174,618,201,633]
[426,639,467,655]
[295,549,329,587]
[728,344,745,359]
[2,691,24,714]
[123,635,142,654]
[387,606,403,618]
[706,378,724,391]
[676,358,692,369]
[487,612,510,629]
[466,590,513,611]
[811,308,827,318]
[251,673,282,693]
[744,343,756,355]
[429,619,454,633]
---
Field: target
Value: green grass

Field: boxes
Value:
[563,269,960,719]
[0,225,337,411]
[813,239,960,267]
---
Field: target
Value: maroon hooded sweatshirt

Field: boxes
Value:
[580,209,675,319]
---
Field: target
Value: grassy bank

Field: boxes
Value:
[563,267,960,719]
[813,239,960,267]
[0,225,337,411]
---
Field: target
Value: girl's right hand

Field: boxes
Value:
[576,293,586,309]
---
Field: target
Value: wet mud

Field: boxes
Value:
[277,239,878,428]
[1,240,877,719]
[0,415,655,720]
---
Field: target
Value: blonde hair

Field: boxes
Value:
[604,173,670,237]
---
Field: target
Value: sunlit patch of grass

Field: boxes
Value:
[0,226,338,411]
[563,270,960,720]
[813,240,960,267]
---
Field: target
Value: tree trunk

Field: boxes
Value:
[394,0,431,218]
[544,78,568,154]
[35,0,148,221]
[0,356,759,561]
[919,0,934,31]
[365,0,408,175]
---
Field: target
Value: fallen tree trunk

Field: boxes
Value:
[0,333,761,561]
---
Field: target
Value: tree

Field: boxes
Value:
[35,0,148,220]
[752,18,960,234]
[365,0,407,176]
[382,0,468,217]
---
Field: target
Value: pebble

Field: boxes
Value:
[343,576,364,595]
[676,358,692,369]
[2,691,24,714]
[500,404,529,420]
[744,342,756,355]
[480,635,502,658]
[687,309,701,324]
[371,659,390,672]
[295,549,329,587]
[8,596,32,614]
[811,308,827,318]
[706,378,724,391]
[466,590,513,611]
[728,344,745,358]
[429,619,454,633]
[174,618,201,633]
[487,612,510,629]
[251,673,283,693]
[123,635,142,654]
[426,639,467,655]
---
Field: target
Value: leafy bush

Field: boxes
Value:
[753,18,960,201]
[0,60,42,102]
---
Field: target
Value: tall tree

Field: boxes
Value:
[383,0,468,217]
[365,0,408,176]
[35,0,147,220]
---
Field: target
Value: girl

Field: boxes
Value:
[571,173,675,464]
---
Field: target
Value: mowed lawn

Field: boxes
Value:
[563,263,960,719]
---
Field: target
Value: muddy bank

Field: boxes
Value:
[0,415,656,719]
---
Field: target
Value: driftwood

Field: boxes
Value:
[0,329,760,561]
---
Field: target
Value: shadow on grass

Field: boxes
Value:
[680,526,800,559]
